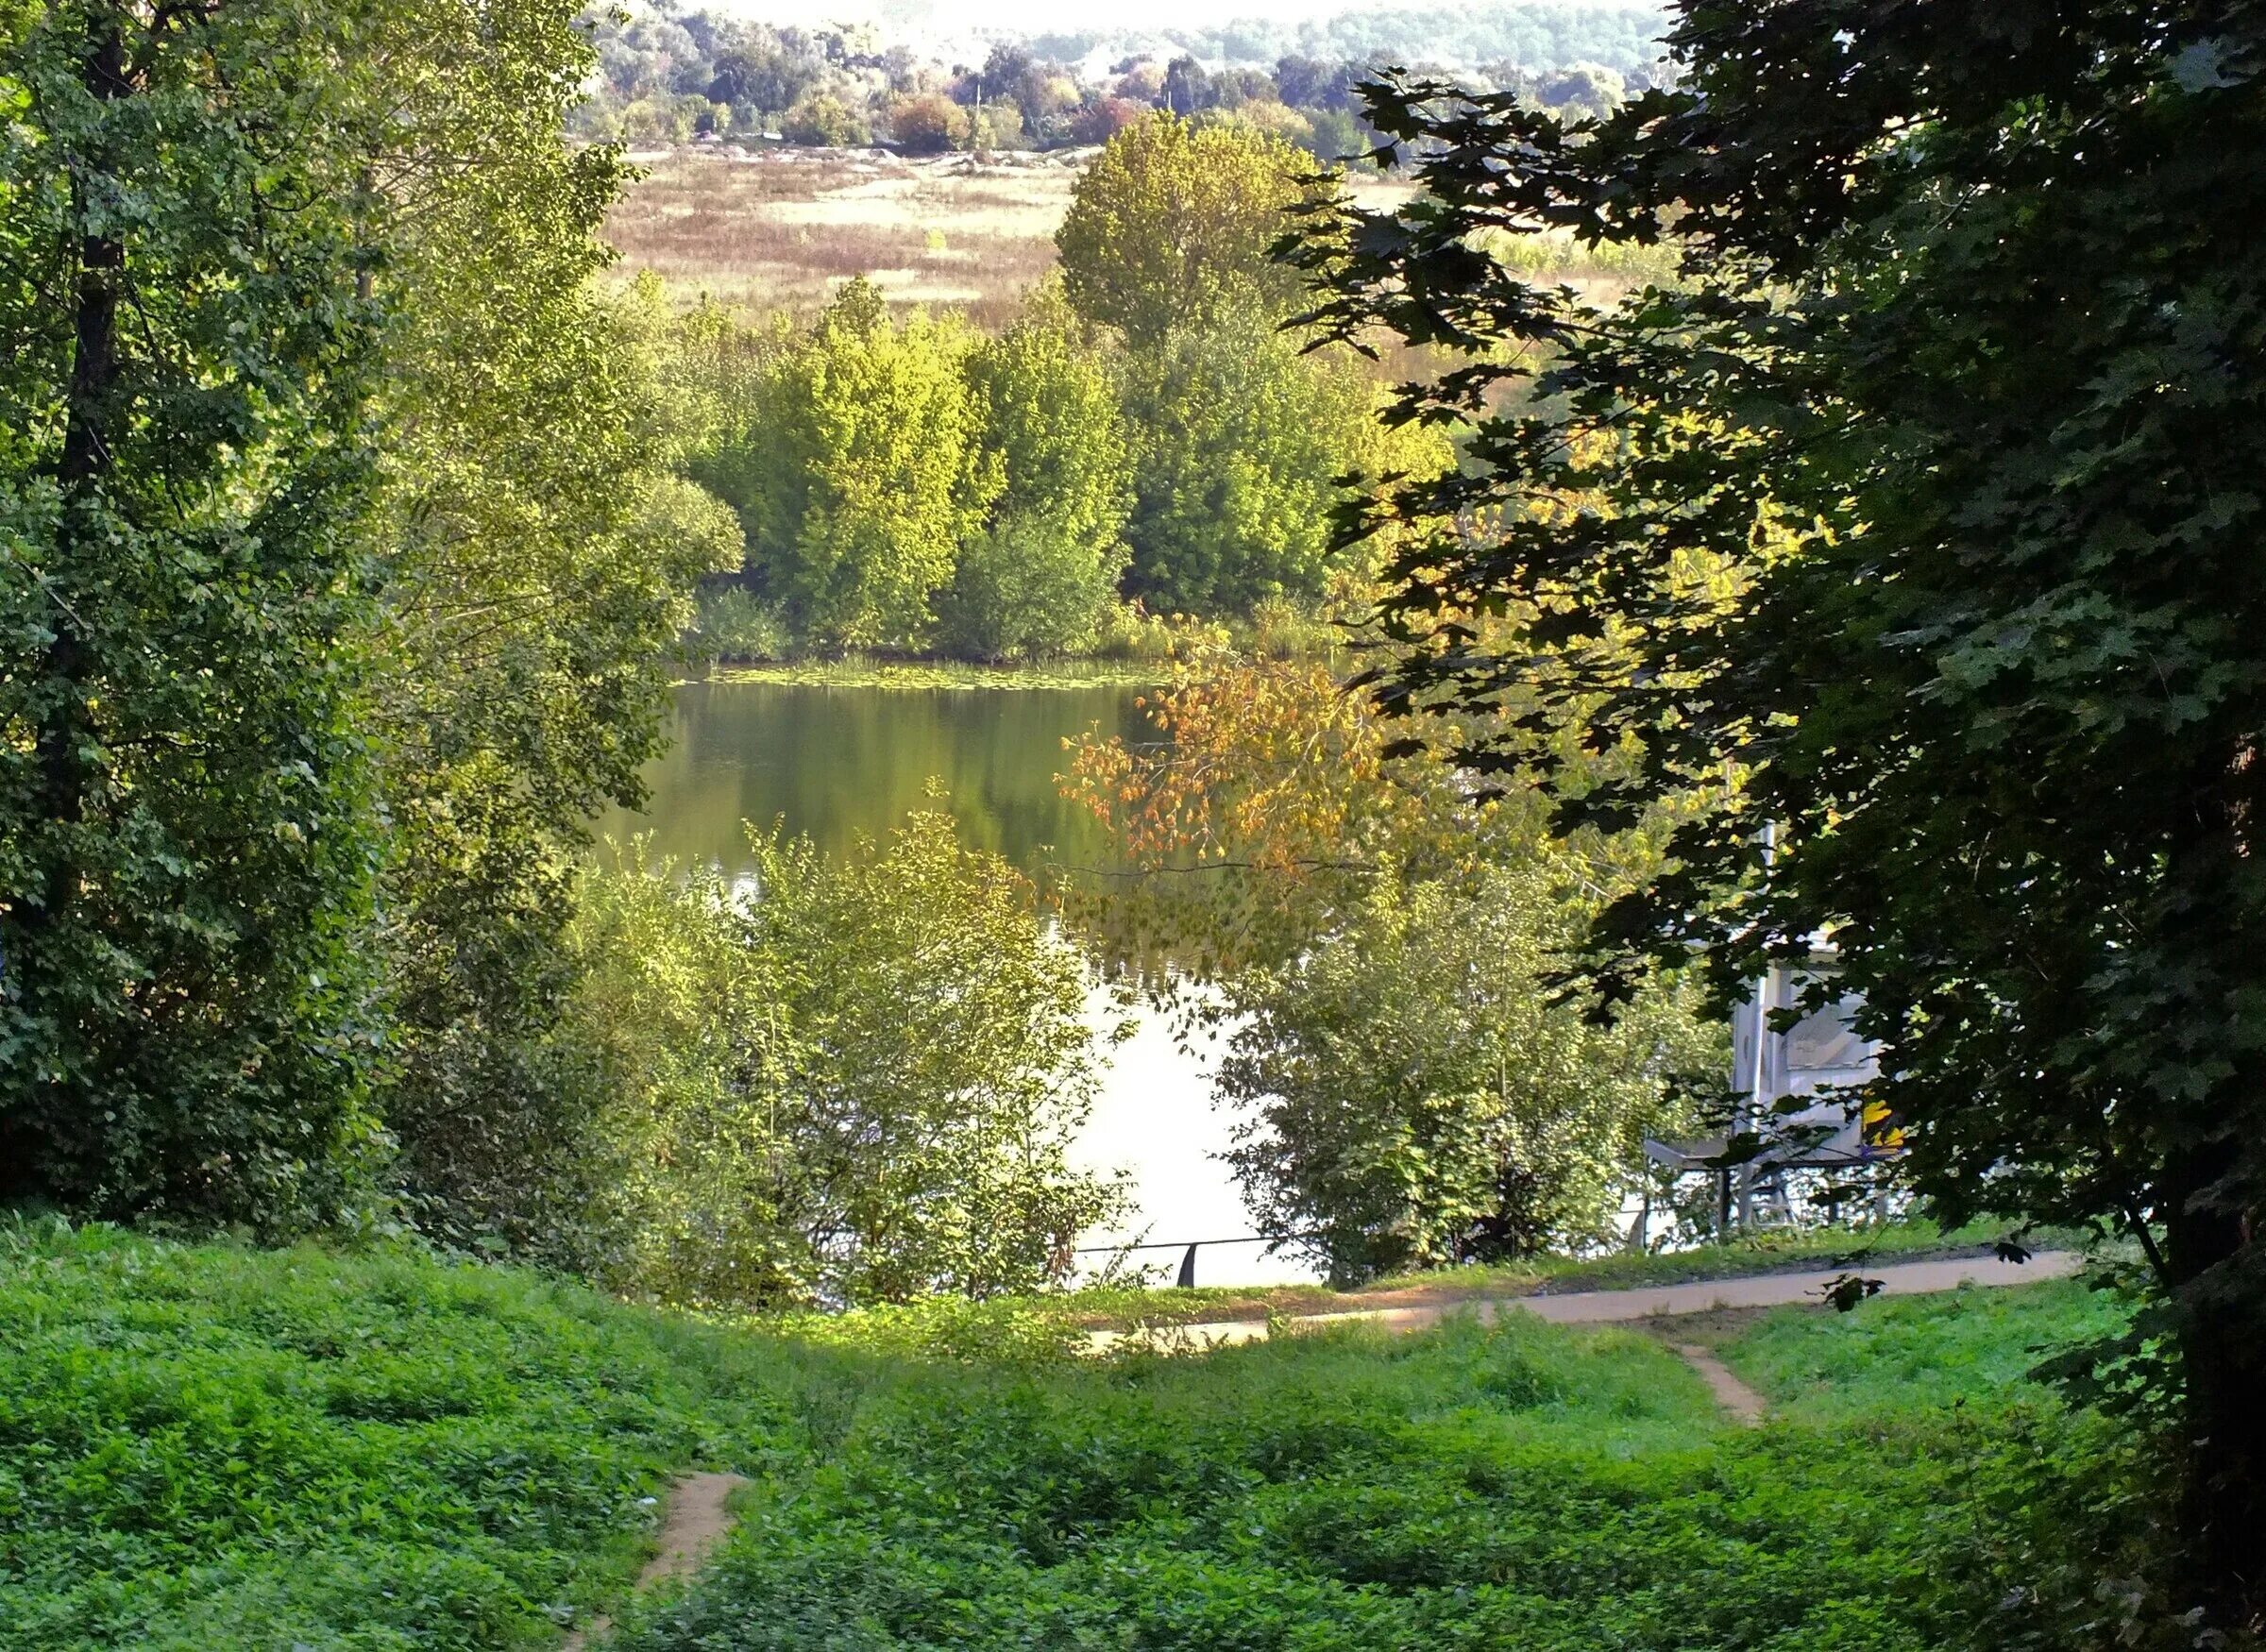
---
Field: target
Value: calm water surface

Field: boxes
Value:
[600,680,1316,1285]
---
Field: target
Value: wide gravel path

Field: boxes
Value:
[1082,1250,2081,1355]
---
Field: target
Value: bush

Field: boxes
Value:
[781,93,868,147]
[692,584,792,660]
[933,519,1117,661]
[570,813,1128,1309]
[888,93,968,154]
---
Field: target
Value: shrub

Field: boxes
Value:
[888,93,968,154]
[692,584,792,660]
[570,813,1128,1309]
[781,93,868,147]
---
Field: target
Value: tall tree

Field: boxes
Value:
[0,0,389,1224]
[1115,309,1442,615]
[358,6,740,1256]
[1301,3,2266,1619]
[704,278,996,648]
[938,278,1131,659]
[1056,114,1322,344]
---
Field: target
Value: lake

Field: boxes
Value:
[599,678,1319,1286]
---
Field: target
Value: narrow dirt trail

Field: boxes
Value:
[562,1472,749,1651]
[1081,1250,2080,1355]
[1668,1341,1768,1424]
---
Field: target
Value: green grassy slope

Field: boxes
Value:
[611,1290,2135,1652]
[1712,1277,2132,1423]
[2,1220,2147,1652]
[0,1222,889,1651]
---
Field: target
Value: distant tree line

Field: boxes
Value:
[569,0,1657,153]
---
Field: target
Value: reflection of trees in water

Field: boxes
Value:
[596,678,1222,979]
[599,679,1136,871]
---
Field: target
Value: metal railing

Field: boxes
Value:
[1074,1233,1316,1288]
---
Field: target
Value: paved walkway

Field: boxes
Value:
[1082,1251,2081,1356]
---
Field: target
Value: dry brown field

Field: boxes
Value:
[603,143,1426,330]
[605,145,1087,328]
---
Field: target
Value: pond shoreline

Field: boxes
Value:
[691,656,1172,692]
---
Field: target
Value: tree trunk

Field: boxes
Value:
[29,8,131,930]
[2162,1153,2266,1631]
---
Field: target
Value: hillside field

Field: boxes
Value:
[603,145,1513,327]
[0,1220,2160,1652]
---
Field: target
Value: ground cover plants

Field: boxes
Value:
[614,1278,2151,1652]
[3,1218,2162,1652]
[0,1222,815,1651]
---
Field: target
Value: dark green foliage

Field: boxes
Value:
[1295,0,2266,1612]
[0,0,388,1227]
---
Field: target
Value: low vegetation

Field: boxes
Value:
[1,1219,2160,1652]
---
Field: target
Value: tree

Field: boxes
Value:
[782,92,867,146]
[0,0,392,1226]
[1061,643,1712,1272]
[937,281,1131,659]
[1114,309,1444,615]
[573,813,1128,1309]
[1056,114,1322,343]
[1222,865,1711,1287]
[1300,5,2266,1621]
[704,279,996,649]
[344,8,739,1260]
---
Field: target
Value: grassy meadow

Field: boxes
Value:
[1,1219,2155,1652]
[603,144,1446,327]
[605,147,1085,326]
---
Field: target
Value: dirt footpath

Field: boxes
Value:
[562,1472,749,1651]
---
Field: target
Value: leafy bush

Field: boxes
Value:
[570,812,1128,1309]
[781,93,868,147]
[691,584,793,660]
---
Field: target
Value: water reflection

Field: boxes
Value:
[599,679,1140,878]
[600,680,1321,1286]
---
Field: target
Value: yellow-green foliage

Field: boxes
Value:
[1057,113,1325,342]
[568,811,1126,1310]
[706,278,998,648]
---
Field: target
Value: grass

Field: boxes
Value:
[605,149,1077,325]
[1707,1275,2135,1423]
[3,1218,2165,1652]
[614,1283,2141,1652]
[0,1220,886,1651]
[603,146,1421,330]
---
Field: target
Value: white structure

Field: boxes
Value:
[1642,954,1889,1237]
